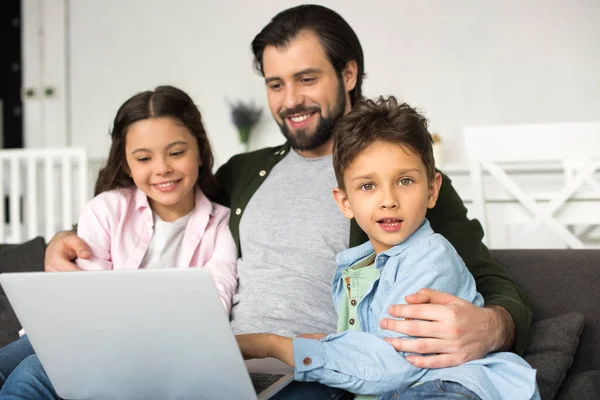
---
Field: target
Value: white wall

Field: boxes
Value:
[67,0,600,168]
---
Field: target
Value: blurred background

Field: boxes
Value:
[1,0,599,247]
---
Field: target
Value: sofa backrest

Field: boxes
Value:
[491,249,600,374]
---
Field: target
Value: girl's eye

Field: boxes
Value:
[170,150,185,157]
[137,157,150,163]
[398,178,413,186]
[360,183,375,191]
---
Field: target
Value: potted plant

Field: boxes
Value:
[228,100,263,152]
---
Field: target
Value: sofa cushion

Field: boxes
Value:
[555,370,600,400]
[0,236,46,347]
[524,312,585,400]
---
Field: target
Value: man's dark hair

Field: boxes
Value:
[251,4,365,106]
[333,96,435,190]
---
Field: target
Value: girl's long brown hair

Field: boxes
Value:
[94,86,218,200]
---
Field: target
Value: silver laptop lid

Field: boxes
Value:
[1,269,258,400]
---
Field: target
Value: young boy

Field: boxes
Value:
[237,96,540,400]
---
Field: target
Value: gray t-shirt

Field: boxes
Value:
[230,150,350,336]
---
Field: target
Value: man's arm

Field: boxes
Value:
[428,172,532,354]
[382,172,532,368]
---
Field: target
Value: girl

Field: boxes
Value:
[0,86,238,399]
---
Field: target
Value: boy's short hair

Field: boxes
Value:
[332,96,435,190]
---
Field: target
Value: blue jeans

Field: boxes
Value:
[380,379,482,400]
[0,336,60,400]
[272,381,353,400]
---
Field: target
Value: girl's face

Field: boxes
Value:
[124,117,201,222]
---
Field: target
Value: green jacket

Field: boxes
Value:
[215,142,532,355]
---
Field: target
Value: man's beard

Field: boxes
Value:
[277,81,347,151]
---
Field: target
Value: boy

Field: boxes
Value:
[237,96,539,400]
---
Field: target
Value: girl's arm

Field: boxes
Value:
[75,199,114,271]
[202,210,238,314]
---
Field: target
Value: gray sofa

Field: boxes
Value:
[0,238,598,399]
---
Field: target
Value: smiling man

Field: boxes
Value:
[42,4,531,399]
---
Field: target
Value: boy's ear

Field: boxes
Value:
[427,172,443,209]
[332,187,354,220]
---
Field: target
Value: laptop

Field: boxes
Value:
[0,268,294,400]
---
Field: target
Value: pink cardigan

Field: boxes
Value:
[75,187,238,313]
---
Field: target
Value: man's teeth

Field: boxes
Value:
[290,114,311,123]
[156,182,175,188]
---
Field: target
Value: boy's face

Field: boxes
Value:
[333,141,442,254]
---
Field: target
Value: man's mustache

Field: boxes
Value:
[279,106,321,119]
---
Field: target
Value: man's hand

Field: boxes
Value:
[44,231,90,272]
[236,334,294,367]
[380,288,515,369]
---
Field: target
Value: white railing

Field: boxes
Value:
[0,148,89,243]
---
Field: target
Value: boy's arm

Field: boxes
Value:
[75,199,113,271]
[422,172,532,356]
[263,240,478,395]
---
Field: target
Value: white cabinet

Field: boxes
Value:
[22,0,68,148]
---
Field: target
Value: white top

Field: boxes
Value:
[140,211,193,269]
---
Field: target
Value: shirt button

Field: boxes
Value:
[349,318,355,325]
[259,170,266,177]
[235,208,242,215]
[346,284,351,290]
[302,357,312,366]
[350,299,357,306]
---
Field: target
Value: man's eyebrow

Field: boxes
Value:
[265,68,324,84]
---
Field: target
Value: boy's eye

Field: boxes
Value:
[398,178,413,186]
[360,183,375,191]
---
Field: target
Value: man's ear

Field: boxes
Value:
[427,172,443,209]
[333,187,354,220]
[342,60,358,94]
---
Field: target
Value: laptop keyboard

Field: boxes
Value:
[250,372,286,394]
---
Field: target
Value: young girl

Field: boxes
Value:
[0,86,238,399]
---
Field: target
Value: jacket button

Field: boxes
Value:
[349,318,355,325]
[235,208,242,215]
[302,357,312,366]
[259,170,266,177]
[350,300,357,306]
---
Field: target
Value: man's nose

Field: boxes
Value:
[283,85,304,111]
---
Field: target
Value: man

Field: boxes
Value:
[45,4,531,398]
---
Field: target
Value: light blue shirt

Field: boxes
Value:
[292,220,540,400]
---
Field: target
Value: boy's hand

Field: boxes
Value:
[380,288,515,369]
[236,334,295,367]
[236,333,273,360]
[297,333,327,340]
